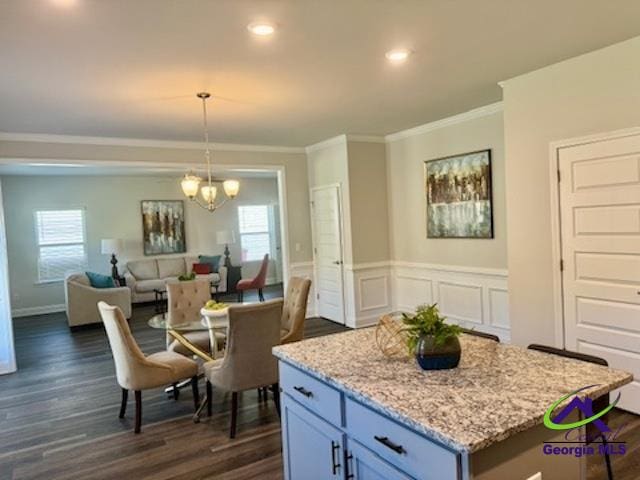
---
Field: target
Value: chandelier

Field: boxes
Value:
[180,92,240,211]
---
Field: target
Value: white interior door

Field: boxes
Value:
[311,185,345,324]
[0,180,16,375]
[559,132,640,414]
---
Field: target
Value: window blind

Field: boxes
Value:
[238,205,271,262]
[35,209,87,282]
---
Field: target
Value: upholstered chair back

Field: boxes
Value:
[254,254,270,287]
[281,277,311,344]
[98,302,172,390]
[206,299,283,392]
[167,280,211,326]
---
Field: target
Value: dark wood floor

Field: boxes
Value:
[0,286,348,480]
[0,285,638,479]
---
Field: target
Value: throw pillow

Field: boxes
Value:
[86,271,115,289]
[192,263,212,275]
[198,255,221,273]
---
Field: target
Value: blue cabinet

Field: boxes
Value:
[347,439,413,480]
[281,393,344,480]
[279,361,461,480]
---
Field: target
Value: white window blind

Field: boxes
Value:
[238,205,271,262]
[35,209,87,282]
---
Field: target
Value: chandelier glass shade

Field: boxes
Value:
[181,92,239,212]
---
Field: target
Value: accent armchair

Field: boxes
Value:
[203,299,283,438]
[236,254,269,302]
[98,302,199,433]
[65,272,131,327]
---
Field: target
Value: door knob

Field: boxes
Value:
[333,260,342,265]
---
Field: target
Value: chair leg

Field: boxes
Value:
[237,290,244,302]
[134,391,142,434]
[258,288,264,302]
[172,383,179,400]
[206,381,213,417]
[119,388,128,418]
[191,376,200,411]
[271,383,281,418]
[602,435,614,480]
[230,391,239,439]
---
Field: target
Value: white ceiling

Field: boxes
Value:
[1,0,639,147]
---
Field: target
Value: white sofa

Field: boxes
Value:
[65,273,132,327]
[124,255,227,304]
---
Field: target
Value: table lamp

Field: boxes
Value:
[101,239,124,280]
[216,230,235,267]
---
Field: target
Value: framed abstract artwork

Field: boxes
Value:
[141,200,186,255]
[424,149,493,239]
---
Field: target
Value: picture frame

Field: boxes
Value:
[424,149,493,239]
[140,200,187,255]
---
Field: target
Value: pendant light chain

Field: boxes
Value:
[201,95,213,207]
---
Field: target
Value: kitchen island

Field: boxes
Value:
[272,328,633,480]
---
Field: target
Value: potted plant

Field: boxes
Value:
[402,304,462,370]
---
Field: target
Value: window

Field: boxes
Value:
[238,205,271,262]
[35,209,87,282]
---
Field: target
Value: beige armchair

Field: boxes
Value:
[203,299,283,438]
[98,302,199,433]
[166,280,224,356]
[280,277,312,344]
[65,273,131,327]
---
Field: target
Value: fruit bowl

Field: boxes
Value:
[201,301,229,318]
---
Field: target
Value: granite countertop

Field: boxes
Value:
[272,328,633,453]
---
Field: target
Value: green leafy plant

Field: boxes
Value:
[401,303,462,353]
[178,272,196,282]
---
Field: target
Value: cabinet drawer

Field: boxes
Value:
[345,398,460,480]
[279,361,343,427]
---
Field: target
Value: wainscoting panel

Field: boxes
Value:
[392,262,510,342]
[344,263,392,328]
[289,262,316,318]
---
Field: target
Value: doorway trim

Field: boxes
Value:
[0,157,293,294]
[548,125,640,349]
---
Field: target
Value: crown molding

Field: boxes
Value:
[304,135,347,154]
[385,101,503,142]
[0,132,306,154]
[345,134,386,143]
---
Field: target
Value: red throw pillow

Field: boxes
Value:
[192,263,211,275]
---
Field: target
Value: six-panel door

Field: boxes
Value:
[281,393,344,480]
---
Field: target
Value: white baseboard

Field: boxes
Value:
[12,304,66,318]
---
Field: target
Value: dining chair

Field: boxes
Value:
[236,254,269,302]
[203,299,284,438]
[167,280,224,357]
[98,302,200,433]
[280,277,312,345]
[460,328,500,342]
[527,344,613,480]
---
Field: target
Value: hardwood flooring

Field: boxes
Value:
[1,285,638,479]
[0,286,347,480]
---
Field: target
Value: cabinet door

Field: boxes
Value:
[282,395,344,480]
[347,440,413,480]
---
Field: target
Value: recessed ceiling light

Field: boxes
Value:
[50,0,79,8]
[247,22,276,36]
[385,48,412,64]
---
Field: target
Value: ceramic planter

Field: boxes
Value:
[415,334,461,370]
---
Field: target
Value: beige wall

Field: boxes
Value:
[2,174,281,311]
[386,111,507,269]
[347,141,390,264]
[503,35,640,347]
[0,140,312,265]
